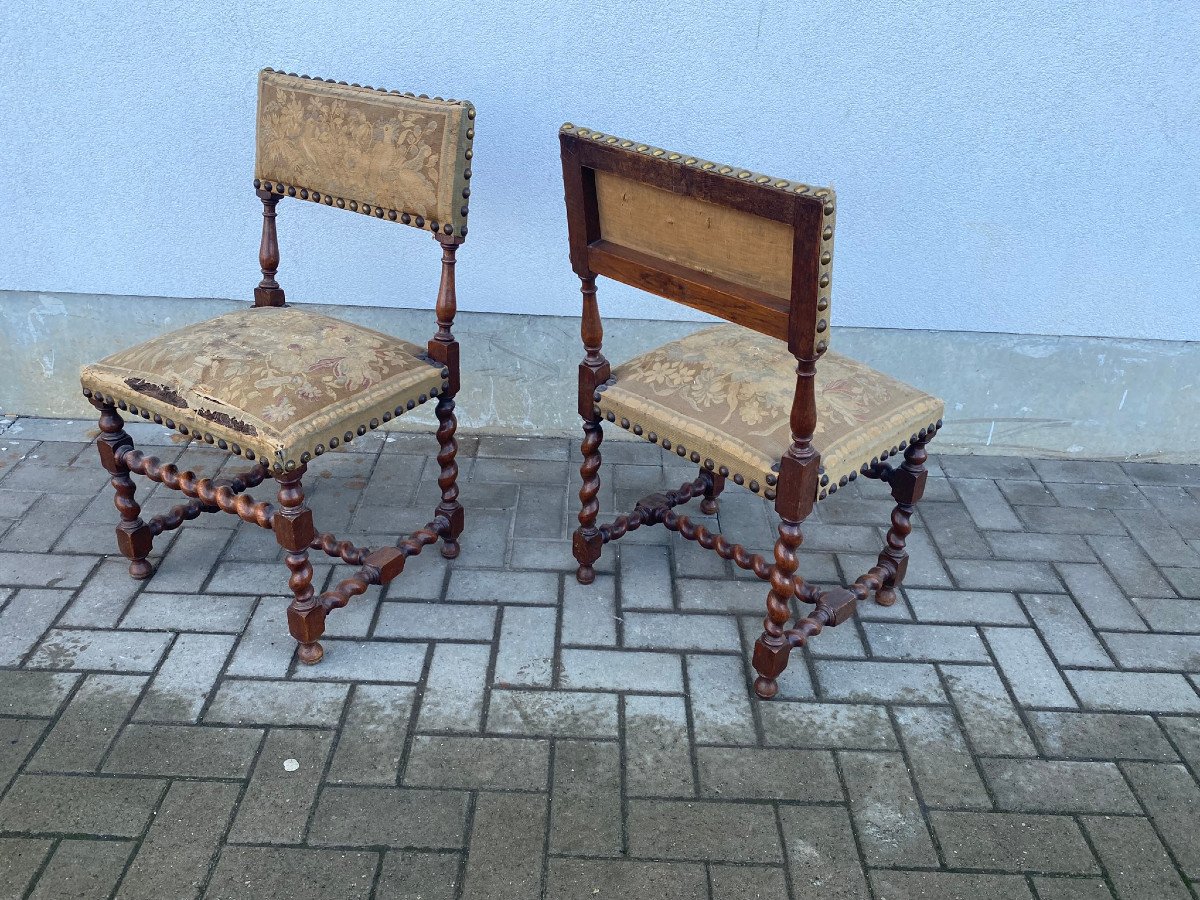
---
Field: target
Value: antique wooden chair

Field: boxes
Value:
[79,70,476,664]
[560,125,944,699]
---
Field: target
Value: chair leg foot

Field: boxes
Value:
[753,676,780,700]
[576,564,596,585]
[699,497,719,515]
[440,540,461,560]
[128,558,155,580]
[573,420,604,586]
[296,641,324,665]
[875,586,897,607]
[752,634,791,700]
[699,469,725,516]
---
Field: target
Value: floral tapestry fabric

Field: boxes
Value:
[80,307,445,469]
[596,324,944,499]
[255,71,470,231]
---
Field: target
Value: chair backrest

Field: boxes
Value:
[255,69,475,238]
[559,125,835,359]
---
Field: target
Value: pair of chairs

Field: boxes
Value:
[80,69,943,698]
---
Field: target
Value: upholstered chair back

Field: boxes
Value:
[559,125,835,359]
[254,69,475,239]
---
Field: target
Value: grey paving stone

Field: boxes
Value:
[1132,597,1200,633]
[416,643,490,733]
[57,558,141,627]
[1065,670,1200,713]
[1013,505,1127,535]
[509,537,614,573]
[26,627,172,672]
[383,553,448,600]
[778,803,868,898]
[143,527,234,593]
[1160,717,1200,771]
[982,758,1140,814]
[121,590,254,632]
[493,605,556,687]
[685,653,756,744]
[806,616,867,657]
[559,648,684,693]
[405,735,550,791]
[0,670,78,716]
[223,595,294,678]
[893,706,990,809]
[760,701,897,749]
[205,560,332,595]
[550,738,622,856]
[839,533,952,590]
[204,846,379,900]
[869,870,1034,900]
[0,588,74,665]
[1029,711,1178,760]
[0,774,165,837]
[1121,761,1200,878]
[983,627,1077,708]
[1049,481,1149,509]
[945,558,1063,592]
[27,838,134,900]
[309,787,469,849]
[905,588,1027,625]
[920,501,993,558]
[1022,593,1114,667]
[29,673,146,772]
[561,574,617,646]
[999,477,1059,506]
[986,530,1097,563]
[484,689,617,741]
[1081,815,1191,900]
[105,723,263,779]
[444,568,558,605]
[376,601,495,642]
[0,719,47,791]
[1164,565,1200,597]
[930,811,1098,874]
[291,639,428,683]
[622,611,741,651]
[814,659,946,703]
[952,478,1024,531]
[375,851,460,900]
[1056,562,1148,631]
[862,622,990,663]
[1122,462,1200,487]
[941,455,1038,481]
[676,576,765,613]
[1101,631,1200,670]
[0,838,52,900]
[327,684,415,785]
[624,694,694,797]
[205,679,349,726]
[228,727,334,844]
[544,858,708,900]
[459,792,547,900]
[840,750,938,867]
[940,663,1037,755]
[1028,877,1115,900]
[1116,507,1200,567]
[626,798,782,863]
[115,779,240,900]
[134,631,235,723]
[1085,534,1176,597]
[709,865,790,900]
[697,746,841,802]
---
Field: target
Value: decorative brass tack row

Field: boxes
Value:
[253,178,470,238]
[261,69,475,237]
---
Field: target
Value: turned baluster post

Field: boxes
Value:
[429,234,464,557]
[573,274,611,585]
[254,188,285,307]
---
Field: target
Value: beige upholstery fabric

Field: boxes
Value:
[80,308,446,472]
[256,70,474,236]
[595,324,943,501]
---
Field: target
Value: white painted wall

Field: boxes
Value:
[2,1,1198,340]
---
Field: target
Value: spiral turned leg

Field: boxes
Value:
[752,519,803,699]
[274,467,324,665]
[699,470,726,516]
[573,420,604,585]
[434,395,464,560]
[90,399,154,580]
[875,438,928,607]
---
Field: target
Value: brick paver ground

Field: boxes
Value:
[0,416,1198,899]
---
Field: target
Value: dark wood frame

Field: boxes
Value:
[561,127,939,699]
[86,115,468,668]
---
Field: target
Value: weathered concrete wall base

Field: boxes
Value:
[2,291,1195,461]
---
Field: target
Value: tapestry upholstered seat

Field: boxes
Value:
[81,307,447,472]
[560,124,944,700]
[79,69,475,666]
[595,324,944,502]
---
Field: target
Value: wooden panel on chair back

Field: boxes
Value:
[559,125,835,358]
[255,69,475,239]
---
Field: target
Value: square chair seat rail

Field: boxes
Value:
[77,68,476,666]
[559,123,944,700]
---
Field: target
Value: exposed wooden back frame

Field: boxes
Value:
[559,124,835,359]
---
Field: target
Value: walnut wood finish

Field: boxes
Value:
[561,127,938,700]
[83,70,472,665]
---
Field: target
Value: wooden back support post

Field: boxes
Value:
[559,125,836,520]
